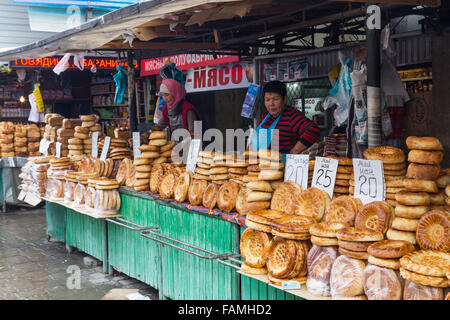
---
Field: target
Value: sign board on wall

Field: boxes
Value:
[184,63,252,93]
[11,57,138,69]
[140,53,239,76]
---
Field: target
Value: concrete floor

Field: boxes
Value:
[0,206,159,300]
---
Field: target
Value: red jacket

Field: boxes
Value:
[162,100,201,131]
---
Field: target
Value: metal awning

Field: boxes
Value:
[0,0,441,61]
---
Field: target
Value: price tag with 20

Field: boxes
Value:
[311,156,339,198]
[284,154,309,190]
[352,158,386,205]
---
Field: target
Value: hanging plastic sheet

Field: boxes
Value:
[323,53,353,127]
[114,65,128,105]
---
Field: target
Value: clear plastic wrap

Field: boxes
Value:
[64,181,77,203]
[306,245,338,297]
[73,183,86,206]
[330,255,366,297]
[363,264,403,300]
[84,186,96,210]
[403,279,444,300]
[93,189,120,214]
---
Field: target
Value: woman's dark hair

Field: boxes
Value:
[263,80,287,98]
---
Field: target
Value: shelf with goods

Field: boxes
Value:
[398,67,433,94]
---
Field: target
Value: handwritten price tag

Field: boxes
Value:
[100,136,111,161]
[55,142,62,158]
[92,132,99,158]
[186,139,201,172]
[352,159,385,204]
[284,154,309,189]
[133,132,141,159]
[311,156,339,198]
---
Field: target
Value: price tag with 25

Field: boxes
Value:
[352,158,385,205]
[186,139,201,172]
[311,156,339,198]
[284,154,309,189]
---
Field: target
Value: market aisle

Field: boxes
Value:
[0,207,159,300]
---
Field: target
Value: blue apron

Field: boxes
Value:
[251,107,287,162]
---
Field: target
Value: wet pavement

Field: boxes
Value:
[0,206,159,300]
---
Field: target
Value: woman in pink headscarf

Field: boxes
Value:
[156,79,201,135]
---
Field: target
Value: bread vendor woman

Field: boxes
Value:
[251,80,320,160]
[155,78,202,136]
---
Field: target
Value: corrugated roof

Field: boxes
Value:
[13,0,139,10]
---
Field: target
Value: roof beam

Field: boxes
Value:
[98,41,221,50]
[330,0,441,7]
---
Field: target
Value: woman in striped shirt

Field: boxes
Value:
[256,81,321,154]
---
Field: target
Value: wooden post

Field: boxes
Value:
[127,50,137,134]
[366,3,382,148]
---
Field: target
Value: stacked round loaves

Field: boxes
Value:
[13,124,28,157]
[240,177,450,300]
[0,122,16,157]
[329,156,354,198]
[18,156,52,197]
[139,130,175,164]
[69,114,101,158]
[27,124,41,156]
[384,138,444,245]
[45,157,73,200]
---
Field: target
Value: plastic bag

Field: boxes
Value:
[53,53,71,75]
[330,255,365,297]
[73,53,85,71]
[84,186,96,210]
[363,264,403,300]
[351,66,368,144]
[93,189,120,213]
[73,183,86,206]
[403,280,444,300]
[323,53,353,126]
[64,181,77,203]
[113,65,128,105]
[306,245,338,297]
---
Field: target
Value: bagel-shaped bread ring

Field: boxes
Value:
[408,150,443,165]
[174,172,192,203]
[217,181,240,213]
[188,179,207,205]
[395,190,430,206]
[363,146,405,164]
[202,183,220,209]
[406,136,443,151]
[403,179,438,193]
[406,163,441,180]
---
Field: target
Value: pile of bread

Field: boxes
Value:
[45,157,74,200]
[68,114,102,158]
[240,178,450,300]
[135,130,176,165]
[18,156,52,197]
[0,122,41,157]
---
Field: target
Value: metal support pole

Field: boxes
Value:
[127,50,137,134]
[366,3,382,148]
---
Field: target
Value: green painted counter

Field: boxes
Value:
[45,201,66,243]
[66,208,108,273]
[109,189,240,300]
[108,192,161,289]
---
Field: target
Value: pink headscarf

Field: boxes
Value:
[161,79,186,109]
